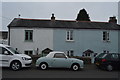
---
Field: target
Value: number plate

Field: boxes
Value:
[96,63,99,65]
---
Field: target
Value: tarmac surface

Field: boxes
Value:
[1,64,120,79]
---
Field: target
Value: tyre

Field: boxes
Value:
[10,61,21,71]
[71,64,80,71]
[39,63,48,70]
[106,64,113,71]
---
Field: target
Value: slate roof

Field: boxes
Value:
[8,18,120,30]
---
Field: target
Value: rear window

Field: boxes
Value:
[111,54,119,59]
[96,53,107,58]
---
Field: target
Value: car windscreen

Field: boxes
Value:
[7,47,21,54]
[96,53,107,58]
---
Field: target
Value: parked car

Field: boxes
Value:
[0,44,32,71]
[94,53,120,71]
[36,51,84,71]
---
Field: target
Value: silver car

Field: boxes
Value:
[36,51,84,71]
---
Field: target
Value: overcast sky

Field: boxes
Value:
[1,0,120,31]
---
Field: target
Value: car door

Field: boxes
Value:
[118,54,120,69]
[51,53,71,68]
[110,54,119,69]
[0,47,13,67]
[0,47,2,67]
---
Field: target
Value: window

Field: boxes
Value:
[97,53,107,58]
[103,31,109,41]
[67,50,74,57]
[24,51,33,56]
[103,50,109,53]
[25,30,33,41]
[66,30,74,41]
[85,53,91,57]
[111,54,119,59]
[0,47,11,55]
[7,47,21,54]
[54,53,66,58]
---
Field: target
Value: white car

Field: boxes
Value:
[36,51,84,71]
[0,44,32,71]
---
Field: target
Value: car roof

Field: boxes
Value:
[51,51,64,53]
[101,53,120,54]
[46,51,65,58]
[0,44,10,47]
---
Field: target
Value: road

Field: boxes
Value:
[1,64,120,79]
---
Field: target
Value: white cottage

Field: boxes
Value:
[8,16,120,58]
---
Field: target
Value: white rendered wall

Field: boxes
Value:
[10,28,53,55]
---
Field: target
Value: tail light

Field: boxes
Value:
[102,59,107,62]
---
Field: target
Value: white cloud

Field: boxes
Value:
[1,2,118,31]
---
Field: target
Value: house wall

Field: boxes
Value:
[118,1,120,53]
[118,1,120,24]
[9,27,119,56]
[53,29,119,56]
[10,28,53,55]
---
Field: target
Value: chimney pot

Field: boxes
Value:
[109,16,117,24]
[51,13,55,21]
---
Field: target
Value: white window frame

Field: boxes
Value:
[25,30,33,42]
[103,50,109,53]
[103,31,110,42]
[66,30,74,41]
[66,50,74,57]
[24,50,33,56]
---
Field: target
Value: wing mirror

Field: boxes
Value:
[4,51,9,55]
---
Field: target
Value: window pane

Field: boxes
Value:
[29,32,33,40]
[70,30,73,40]
[103,32,106,40]
[70,50,74,56]
[107,32,109,40]
[29,51,33,55]
[25,32,28,40]
[66,30,74,41]
[111,54,118,59]
[25,30,33,41]
[54,53,66,58]
[67,51,69,56]
[67,31,69,40]
[103,31,109,41]
[24,51,28,55]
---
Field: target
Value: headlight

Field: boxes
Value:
[22,57,30,60]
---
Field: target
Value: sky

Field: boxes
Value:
[0,0,120,31]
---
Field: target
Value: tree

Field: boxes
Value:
[76,9,91,21]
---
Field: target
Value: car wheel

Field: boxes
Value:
[10,61,21,71]
[71,64,80,71]
[106,64,113,71]
[39,63,48,70]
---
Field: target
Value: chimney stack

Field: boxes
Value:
[51,13,55,21]
[109,16,117,24]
